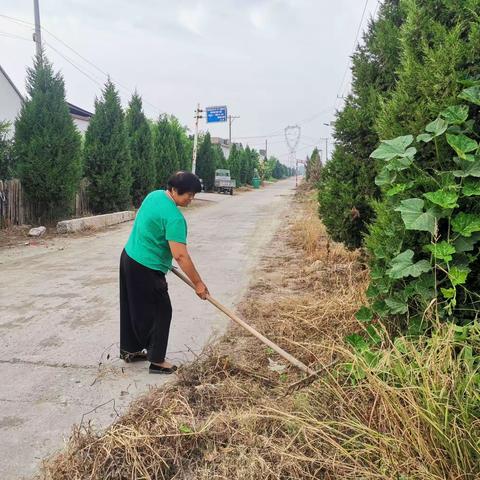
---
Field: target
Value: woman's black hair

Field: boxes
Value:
[167,171,202,195]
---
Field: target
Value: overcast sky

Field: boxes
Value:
[1,0,379,164]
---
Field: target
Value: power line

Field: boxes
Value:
[0,13,165,116]
[0,31,31,42]
[334,0,370,109]
[44,40,105,88]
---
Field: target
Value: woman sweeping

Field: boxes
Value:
[119,171,208,374]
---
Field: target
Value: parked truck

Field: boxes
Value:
[213,169,236,195]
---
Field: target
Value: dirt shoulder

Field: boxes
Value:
[40,189,367,479]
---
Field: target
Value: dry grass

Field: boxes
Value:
[40,187,479,480]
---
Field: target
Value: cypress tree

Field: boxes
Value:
[84,79,132,213]
[317,0,404,249]
[14,53,82,221]
[154,115,179,188]
[125,93,155,207]
[228,143,241,183]
[196,132,215,190]
[238,148,249,185]
[0,121,13,179]
[306,147,322,184]
[170,116,190,171]
[213,144,227,169]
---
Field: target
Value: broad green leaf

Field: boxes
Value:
[387,250,431,279]
[462,179,480,196]
[448,266,470,286]
[375,167,396,186]
[451,212,480,237]
[407,274,435,300]
[355,306,373,323]
[454,232,480,252]
[385,297,409,314]
[417,133,433,143]
[425,118,448,136]
[446,134,478,160]
[440,105,469,125]
[423,189,459,209]
[424,241,456,262]
[365,325,382,345]
[372,300,389,316]
[370,135,414,161]
[366,284,379,298]
[386,154,415,171]
[394,198,436,234]
[345,333,369,352]
[386,183,412,197]
[453,160,480,178]
[441,287,456,299]
[458,86,480,106]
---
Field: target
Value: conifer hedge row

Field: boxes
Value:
[7,53,292,221]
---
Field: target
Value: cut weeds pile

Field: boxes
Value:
[41,190,479,480]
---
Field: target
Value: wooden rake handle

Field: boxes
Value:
[171,267,316,376]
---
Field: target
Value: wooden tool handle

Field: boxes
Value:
[171,267,316,376]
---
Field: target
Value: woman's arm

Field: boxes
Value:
[168,241,209,299]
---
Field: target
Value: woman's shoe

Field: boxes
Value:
[120,349,148,363]
[149,363,178,374]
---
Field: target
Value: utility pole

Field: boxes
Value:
[33,0,42,58]
[317,137,329,162]
[191,103,203,175]
[228,114,240,144]
[284,125,301,188]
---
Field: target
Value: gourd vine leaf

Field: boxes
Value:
[458,86,480,106]
[370,135,414,161]
[375,167,396,186]
[394,198,437,234]
[385,297,409,314]
[423,189,459,209]
[386,183,412,197]
[441,287,456,299]
[387,250,431,279]
[453,159,480,177]
[425,118,449,137]
[424,241,456,262]
[440,105,469,125]
[355,306,373,323]
[446,134,478,160]
[417,133,433,143]
[451,212,480,237]
[448,266,470,286]
[462,179,480,196]
[454,232,480,253]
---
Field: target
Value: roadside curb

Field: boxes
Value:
[56,211,135,233]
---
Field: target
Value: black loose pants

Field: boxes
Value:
[120,249,172,363]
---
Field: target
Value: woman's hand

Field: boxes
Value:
[195,281,209,300]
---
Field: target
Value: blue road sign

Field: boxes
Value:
[206,105,227,123]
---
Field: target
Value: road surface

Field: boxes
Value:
[0,178,295,479]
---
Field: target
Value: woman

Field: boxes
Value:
[119,171,209,374]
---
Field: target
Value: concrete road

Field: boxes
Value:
[0,178,295,479]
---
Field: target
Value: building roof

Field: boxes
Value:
[1,64,93,120]
[0,63,24,102]
[67,102,93,119]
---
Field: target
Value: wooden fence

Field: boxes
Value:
[0,178,89,228]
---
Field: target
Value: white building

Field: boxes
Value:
[211,137,243,159]
[0,64,92,138]
[0,64,23,139]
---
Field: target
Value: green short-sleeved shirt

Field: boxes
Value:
[125,190,187,273]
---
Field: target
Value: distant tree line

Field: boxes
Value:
[2,52,292,221]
